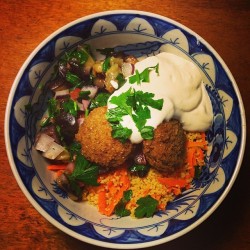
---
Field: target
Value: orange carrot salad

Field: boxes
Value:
[81,131,207,217]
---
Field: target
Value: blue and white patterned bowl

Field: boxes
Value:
[5,10,246,249]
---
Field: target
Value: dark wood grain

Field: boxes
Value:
[1,0,250,249]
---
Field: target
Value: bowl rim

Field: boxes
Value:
[4,10,247,249]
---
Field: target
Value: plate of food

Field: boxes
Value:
[5,10,246,248]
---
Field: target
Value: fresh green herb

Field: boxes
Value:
[134,195,158,218]
[108,88,135,115]
[81,44,92,54]
[62,99,79,117]
[67,177,82,198]
[135,90,163,110]
[55,125,64,142]
[129,164,150,177]
[61,45,90,66]
[85,108,89,117]
[129,70,140,84]
[110,124,132,143]
[65,153,99,198]
[140,126,154,140]
[102,57,111,72]
[116,73,126,87]
[66,71,82,88]
[129,64,159,84]
[71,48,89,65]
[107,88,163,141]
[114,190,133,217]
[40,117,50,127]
[89,92,111,110]
[106,106,130,123]
[40,98,59,127]
[67,141,82,160]
[79,90,91,100]
[48,98,58,116]
[38,82,44,90]
[69,154,99,186]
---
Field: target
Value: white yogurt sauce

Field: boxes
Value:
[107,52,213,144]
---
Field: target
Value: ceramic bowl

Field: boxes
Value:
[5,10,246,249]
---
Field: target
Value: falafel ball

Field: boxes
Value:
[75,106,133,168]
[142,120,186,173]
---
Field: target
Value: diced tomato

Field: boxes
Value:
[70,88,81,100]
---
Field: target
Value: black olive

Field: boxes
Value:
[55,112,79,144]
[58,61,69,78]
[68,58,82,77]
[134,152,147,165]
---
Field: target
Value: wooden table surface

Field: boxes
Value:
[1,1,250,249]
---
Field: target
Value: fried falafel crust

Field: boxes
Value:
[142,120,186,173]
[75,106,133,168]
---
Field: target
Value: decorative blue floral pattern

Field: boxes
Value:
[5,11,245,248]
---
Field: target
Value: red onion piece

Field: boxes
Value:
[77,117,85,126]
[82,99,90,110]
[54,89,70,98]
[77,101,84,111]
[35,133,54,152]
[81,86,98,99]
[66,162,75,173]
[42,141,65,160]
[122,62,134,77]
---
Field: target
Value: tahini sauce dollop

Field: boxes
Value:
[107,52,213,144]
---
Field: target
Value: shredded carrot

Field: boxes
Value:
[98,190,107,213]
[158,177,187,188]
[69,88,81,100]
[47,164,67,171]
[158,132,208,197]
[97,167,130,216]
[186,141,207,149]
[186,132,207,150]
[158,203,166,210]
[172,187,182,196]
[56,169,65,177]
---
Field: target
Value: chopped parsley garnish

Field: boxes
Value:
[102,57,111,72]
[40,98,59,127]
[61,45,89,66]
[68,154,99,189]
[67,141,82,160]
[55,124,64,142]
[129,64,159,84]
[129,164,150,177]
[89,92,111,110]
[62,99,79,117]
[116,73,126,87]
[134,195,158,218]
[79,90,91,100]
[66,71,82,88]
[107,88,163,142]
[110,124,132,143]
[114,190,132,217]
[70,48,89,65]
